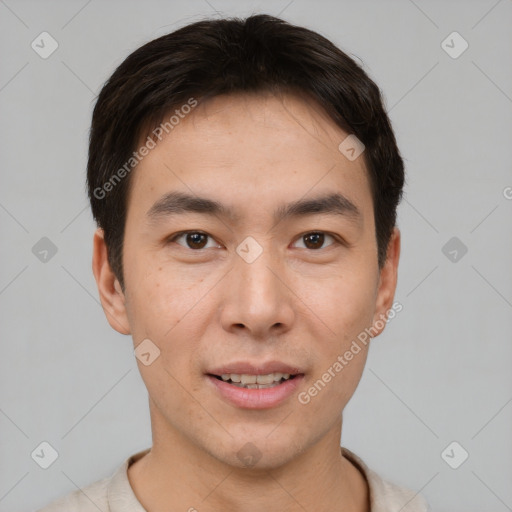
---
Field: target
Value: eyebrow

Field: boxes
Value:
[146,191,362,226]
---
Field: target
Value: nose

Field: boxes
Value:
[219,241,295,339]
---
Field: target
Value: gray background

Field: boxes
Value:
[1,0,511,510]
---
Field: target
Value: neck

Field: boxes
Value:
[128,406,369,512]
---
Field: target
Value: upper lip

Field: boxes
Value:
[207,361,304,376]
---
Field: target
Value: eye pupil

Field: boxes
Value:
[187,232,207,249]
[304,232,324,250]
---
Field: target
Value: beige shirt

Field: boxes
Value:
[38,447,429,511]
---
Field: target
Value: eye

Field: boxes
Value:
[292,231,338,250]
[166,230,341,251]
[167,231,220,250]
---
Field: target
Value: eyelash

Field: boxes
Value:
[166,230,343,251]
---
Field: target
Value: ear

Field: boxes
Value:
[92,228,131,335]
[370,227,401,338]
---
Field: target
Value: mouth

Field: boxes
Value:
[205,361,305,409]
[207,372,301,390]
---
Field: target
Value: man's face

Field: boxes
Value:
[95,92,399,469]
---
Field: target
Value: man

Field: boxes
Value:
[39,13,429,512]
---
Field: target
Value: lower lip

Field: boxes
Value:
[206,374,304,409]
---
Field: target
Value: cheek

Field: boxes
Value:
[126,269,203,395]
[125,259,192,334]
[296,345,369,435]
[296,264,376,397]
[125,260,214,375]
[301,265,377,340]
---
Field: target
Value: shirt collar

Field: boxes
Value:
[107,448,150,511]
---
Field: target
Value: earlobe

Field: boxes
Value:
[370,227,401,338]
[92,228,131,335]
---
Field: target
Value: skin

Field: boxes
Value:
[92,91,400,512]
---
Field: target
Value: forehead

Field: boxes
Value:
[128,92,372,226]
[168,91,350,154]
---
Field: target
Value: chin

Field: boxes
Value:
[207,429,308,471]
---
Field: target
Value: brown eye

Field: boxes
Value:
[169,231,217,250]
[293,232,336,250]
[185,232,208,249]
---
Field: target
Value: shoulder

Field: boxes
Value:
[36,475,111,512]
[365,468,430,512]
[36,448,150,512]
[342,447,430,512]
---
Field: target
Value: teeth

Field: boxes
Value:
[241,374,257,385]
[255,374,274,385]
[219,372,293,386]
[230,381,282,389]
